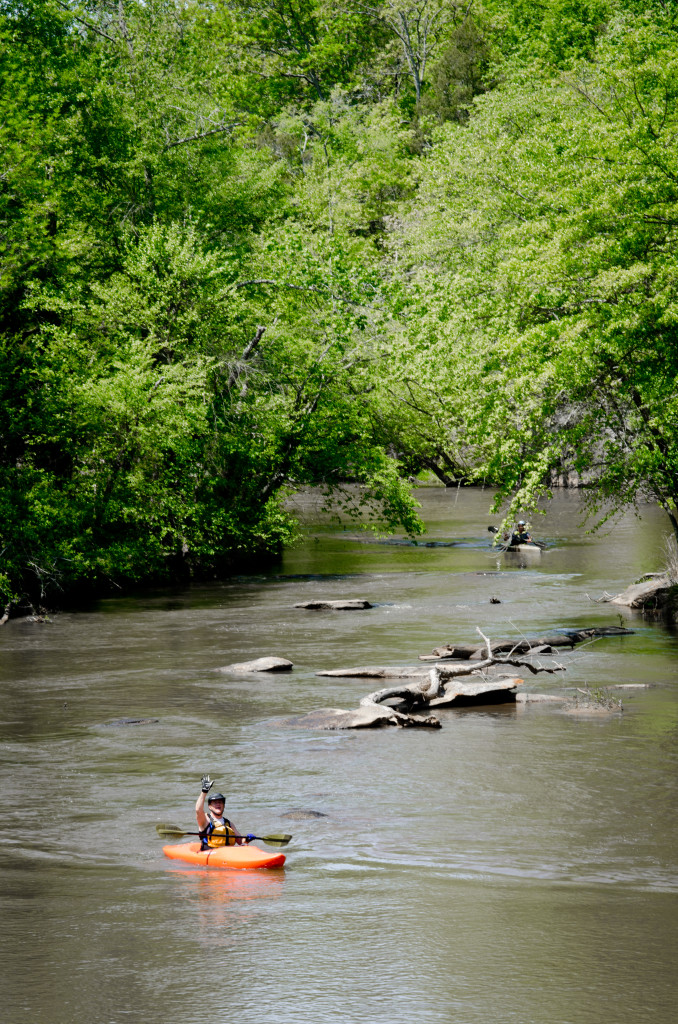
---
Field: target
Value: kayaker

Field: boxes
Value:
[196,775,253,849]
[511,520,533,545]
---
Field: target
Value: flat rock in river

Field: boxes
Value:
[276,706,397,728]
[294,599,373,610]
[429,676,523,707]
[217,656,293,673]
[274,705,441,729]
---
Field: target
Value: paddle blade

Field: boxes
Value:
[156,824,189,838]
[259,833,292,848]
[155,825,291,845]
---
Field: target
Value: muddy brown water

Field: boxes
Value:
[1,488,676,1024]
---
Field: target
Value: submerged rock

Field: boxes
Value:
[564,703,622,715]
[515,693,568,704]
[218,656,293,673]
[101,717,160,726]
[281,809,328,820]
[605,683,652,689]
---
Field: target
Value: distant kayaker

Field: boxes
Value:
[511,520,533,545]
[196,775,253,849]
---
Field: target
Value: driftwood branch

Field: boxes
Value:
[360,670,526,715]
[280,625,634,729]
[353,626,580,719]
[418,626,632,662]
[359,668,444,709]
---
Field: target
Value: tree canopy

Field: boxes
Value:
[2,0,677,610]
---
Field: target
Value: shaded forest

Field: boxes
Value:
[2,0,677,610]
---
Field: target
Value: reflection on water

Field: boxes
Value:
[167,868,286,943]
[0,488,676,1024]
[167,866,285,902]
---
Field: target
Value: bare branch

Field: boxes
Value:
[54,0,118,43]
[163,124,241,151]
[227,326,266,390]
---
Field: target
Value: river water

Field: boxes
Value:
[1,487,676,1024]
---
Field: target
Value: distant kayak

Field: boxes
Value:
[163,841,286,870]
[503,543,542,553]
[487,526,546,552]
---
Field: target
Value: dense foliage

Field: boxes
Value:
[1,0,677,610]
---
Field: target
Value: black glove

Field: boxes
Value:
[201,774,213,793]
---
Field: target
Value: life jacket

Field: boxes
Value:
[201,813,237,849]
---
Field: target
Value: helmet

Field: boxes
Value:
[517,520,526,526]
[208,792,226,804]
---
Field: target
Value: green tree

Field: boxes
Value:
[0,1,425,611]
[391,13,678,537]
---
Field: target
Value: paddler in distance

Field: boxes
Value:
[196,775,254,850]
[511,520,533,545]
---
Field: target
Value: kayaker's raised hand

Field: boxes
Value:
[201,774,213,793]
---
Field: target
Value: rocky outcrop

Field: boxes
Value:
[608,576,678,621]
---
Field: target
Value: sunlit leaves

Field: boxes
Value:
[390,13,678,534]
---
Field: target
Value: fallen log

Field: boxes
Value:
[421,637,576,660]
[317,662,543,680]
[419,626,634,661]
[359,668,444,709]
[359,669,524,712]
[317,666,431,679]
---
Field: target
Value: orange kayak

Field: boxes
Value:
[162,840,285,870]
